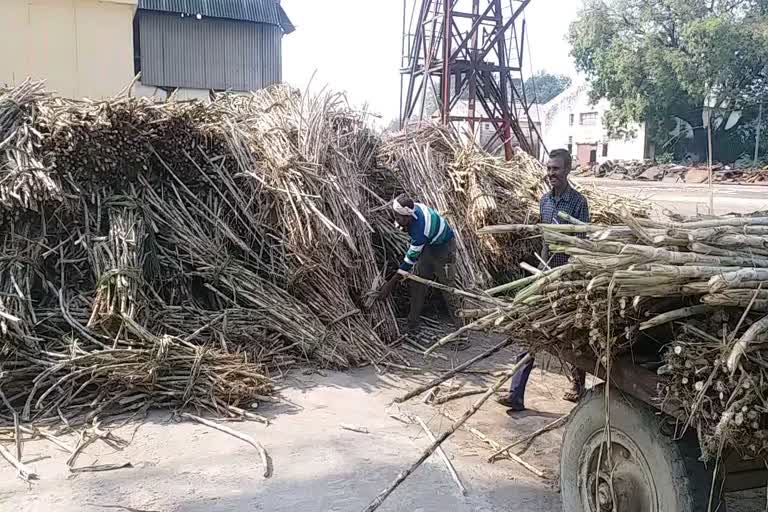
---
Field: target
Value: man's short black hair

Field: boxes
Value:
[549,148,572,172]
[395,193,415,209]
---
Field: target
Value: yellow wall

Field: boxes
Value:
[0,0,137,98]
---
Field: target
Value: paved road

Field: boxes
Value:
[574,177,768,218]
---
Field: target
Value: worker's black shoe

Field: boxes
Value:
[562,388,584,403]
[405,322,420,337]
[496,396,525,411]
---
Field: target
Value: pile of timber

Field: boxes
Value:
[469,212,768,462]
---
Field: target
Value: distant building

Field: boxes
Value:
[1,0,139,98]
[0,0,293,101]
[540,84,651,167]
[133,0,294,100]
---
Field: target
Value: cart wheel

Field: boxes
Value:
[560,385,726,512]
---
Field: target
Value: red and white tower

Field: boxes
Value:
[400,0,542,159]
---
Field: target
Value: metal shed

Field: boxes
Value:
[135,0,294,92]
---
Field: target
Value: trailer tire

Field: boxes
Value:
[560,385,725,512]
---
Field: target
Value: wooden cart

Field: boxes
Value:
[557,348,767,512]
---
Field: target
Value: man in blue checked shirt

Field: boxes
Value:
[376,194,458,332]
[498,148,589,411]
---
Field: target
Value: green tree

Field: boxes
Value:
[569,0,768,158]
[523,71,572,104]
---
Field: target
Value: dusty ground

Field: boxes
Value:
[0,338,763,511]
[574,177,768,218]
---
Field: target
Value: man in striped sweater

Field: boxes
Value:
[376,194,458,332]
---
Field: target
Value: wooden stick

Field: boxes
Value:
[70,462,133,473]
[439,409,547,478]
[423,310,501,355]
[557,211,587,225]
[67,432,97,468]
[487,414,569,462]
[484,273,541,296]
[727,313,768,373]
[432,388,486,405]
[477,223,605,234]
[396,270,507,306]
[362,355,531,512]
[19,426,75,453]
[410,414,467,496]
[520,261,542,275]
[340,423,370,434]
[389,413,412,425]
[394,336,517,403]
[724,285,763,373]
[639,305,716,331]
[438,409,501,449]
[182,413,272,478]
[83,504,159,512]
[13,413,21,462]
[0,442,37,481]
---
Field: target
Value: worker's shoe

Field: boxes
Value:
[496,395,525,411]
[562,388,584,403]
[404,322,420,338]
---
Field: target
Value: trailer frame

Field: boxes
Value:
[557,348,767,494]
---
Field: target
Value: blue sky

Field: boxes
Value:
[281,0,581,123]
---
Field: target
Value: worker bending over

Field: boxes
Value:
[376,194,458,333]
[498,148,589,412]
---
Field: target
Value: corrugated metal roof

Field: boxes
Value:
[139,11,281,91]
[137,0,295,33]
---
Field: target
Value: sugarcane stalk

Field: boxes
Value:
[409,414,467,496]
[487,414,569,462]
[362,355,531,512]
[639,305,717,331]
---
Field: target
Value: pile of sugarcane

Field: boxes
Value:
[380,126,649,288]
[0,81,410,435]
[468,212,768,461]
[0,80,650,435]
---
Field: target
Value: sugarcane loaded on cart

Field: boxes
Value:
[374,194,460,334]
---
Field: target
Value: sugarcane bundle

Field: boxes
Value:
[0,80,417,438]
[469,211,768,462]
[3,320,272,428]
[0,81,60,222]
[658,309,768,462]
[87,200,146,327]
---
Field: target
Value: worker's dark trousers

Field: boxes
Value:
[408,239,458,329]
[507,352,586,405]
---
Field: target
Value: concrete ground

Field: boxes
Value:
[0,341,566,512]
[0,339,763,512]
[574,177,768,218]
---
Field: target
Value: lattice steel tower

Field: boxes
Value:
[400,0,542,159]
